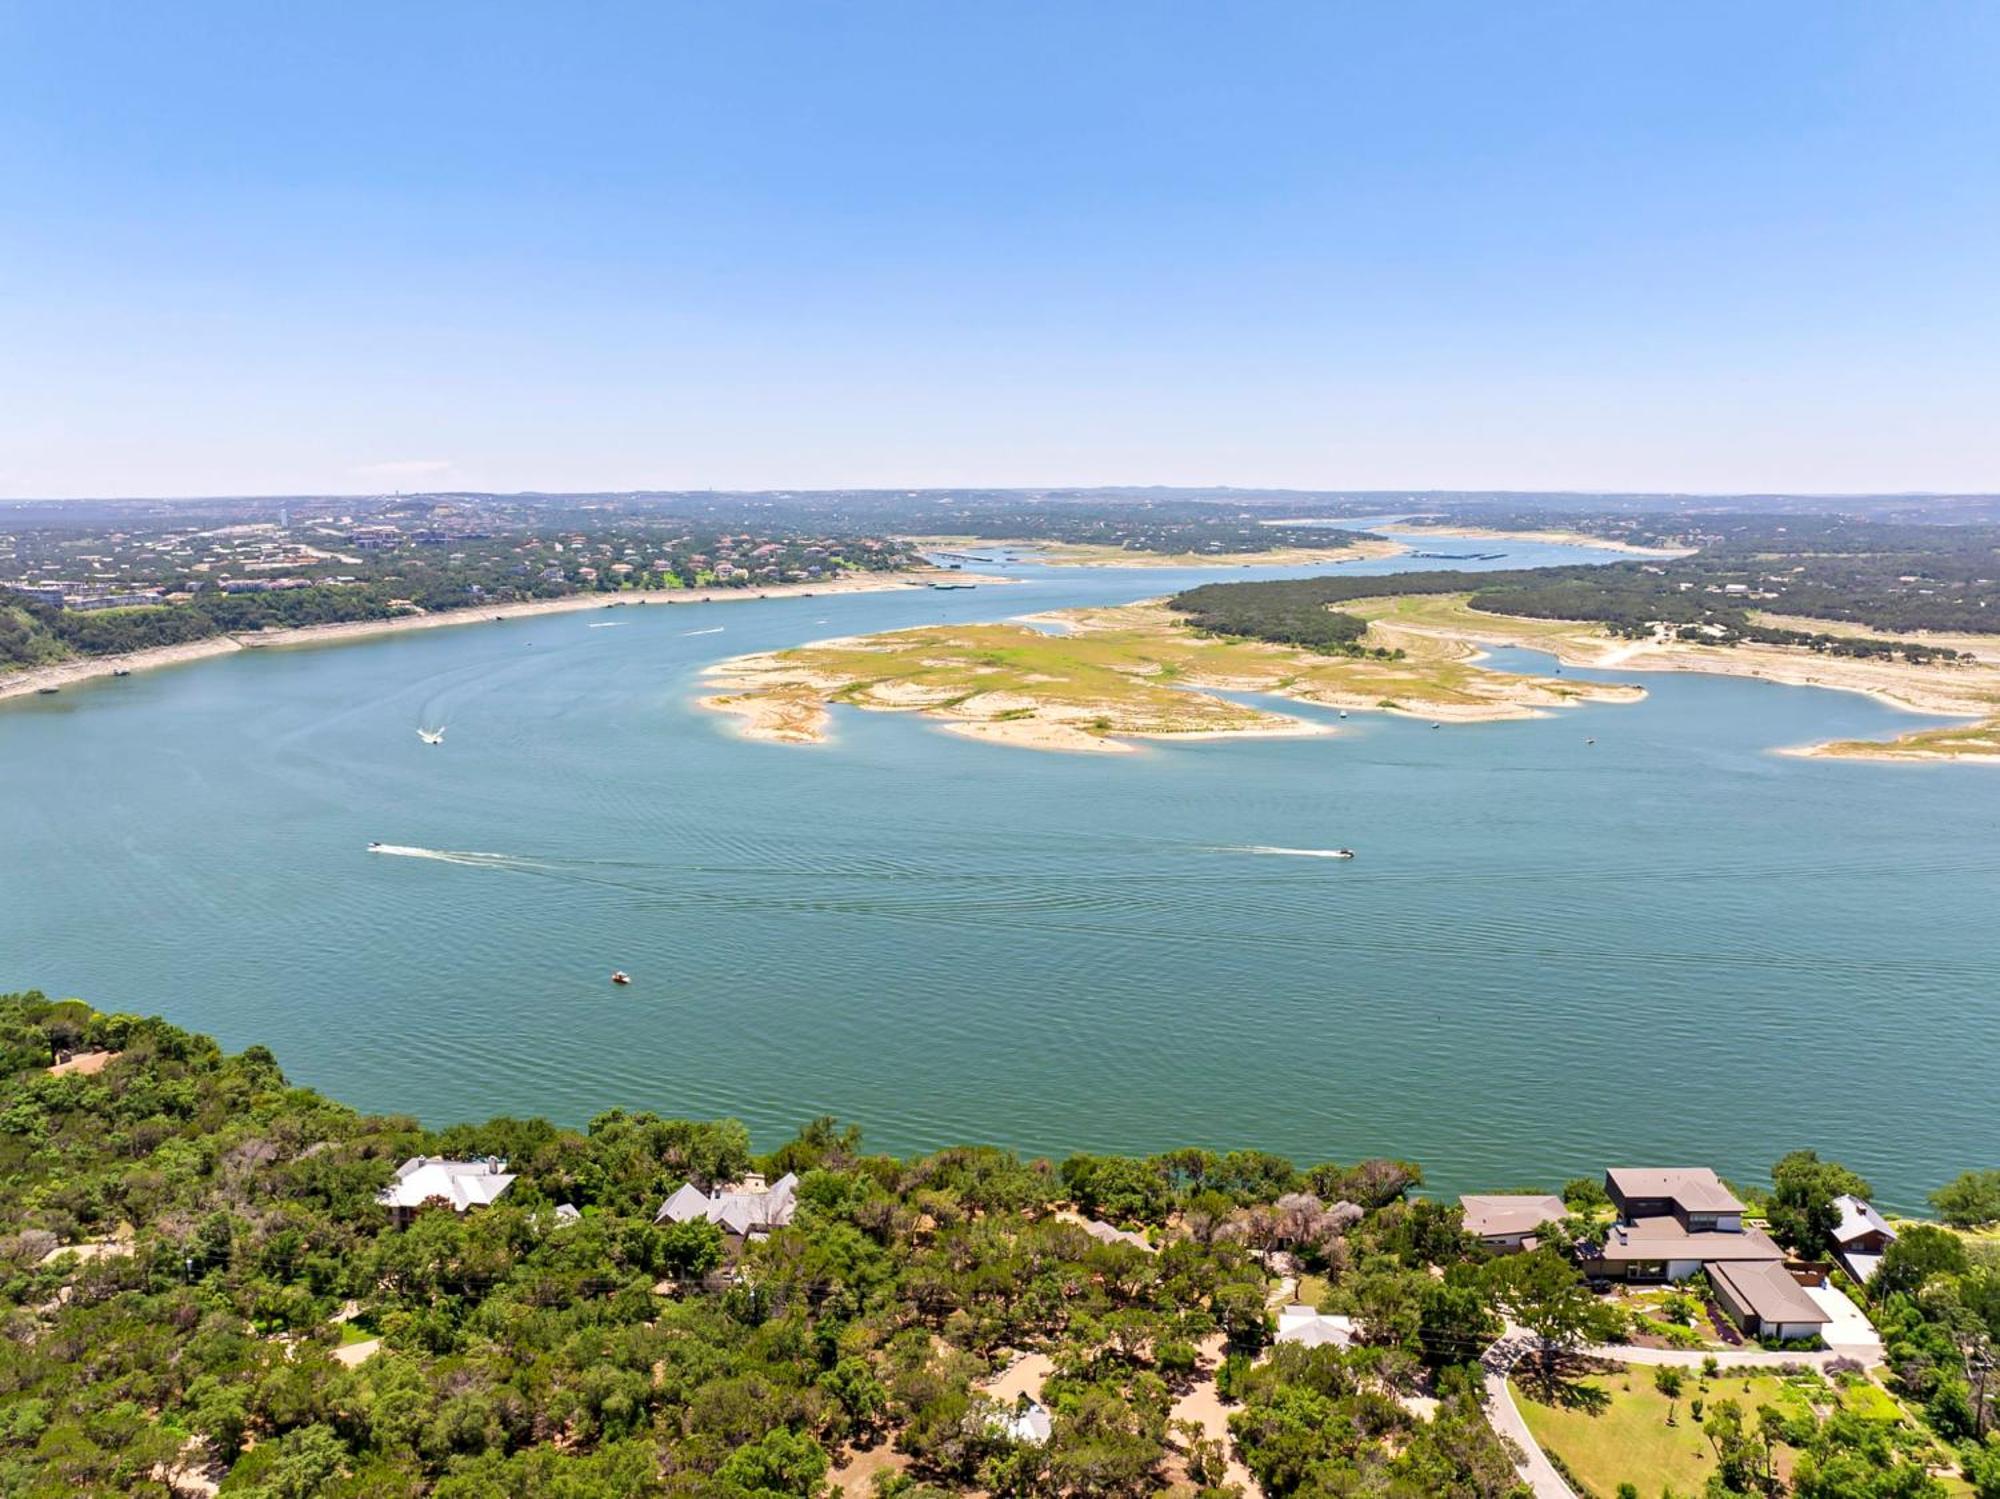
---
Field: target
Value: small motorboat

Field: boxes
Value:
[417,726,445,745]
[610,970,632,986]
[112,668,131,678]
[1585,737,1596,746]
[1331,848,1356,860]
[367,841,383,851]
[36,686,58,695]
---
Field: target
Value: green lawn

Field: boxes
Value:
[1511,1371,1822,1496]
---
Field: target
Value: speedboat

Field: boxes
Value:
[417,726,445,745]
[1331,848,1356,860]
[610,970,632,986]
[367,841,383,851]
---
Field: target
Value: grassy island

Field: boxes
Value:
[699,602,1641,753]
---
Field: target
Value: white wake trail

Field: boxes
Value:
[366,845,548,872]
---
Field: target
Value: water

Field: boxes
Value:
[4,532,1993,1212]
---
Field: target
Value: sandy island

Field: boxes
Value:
[904,533,1408,569]
[1342,592,2000,762]
[698,599,1643,754]
[0,569,1001,705]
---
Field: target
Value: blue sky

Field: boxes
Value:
[1,2,1996,497]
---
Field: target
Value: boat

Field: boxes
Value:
[367,841,383,851]
[112,668,131,678]
[610,970,632,986]
[417,726,445,745]
[36,686,58,695]
[1330,848,1356,859]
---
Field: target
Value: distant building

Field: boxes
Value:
[1460,1193,1569,1253]
[377,1155,517,1229]
[655,1171,799,1240]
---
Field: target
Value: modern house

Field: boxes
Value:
[1460,1193,1569,1252]
[1829,1194,1897,1284]
[1708,1260,1832,1343]
[1587,1166,1786,1283]
[377,1156,516,1228]
[655,1171,799,1240]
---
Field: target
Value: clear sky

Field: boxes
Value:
[2,2,1996,498]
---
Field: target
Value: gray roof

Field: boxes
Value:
[1461,1194,1568,1239]
[1830,1194,1895,1246]
[1597,1216,1785,1263]
[656,1173,799,1236]
[1606,1167,1745,1215]
[1711,1260,1831,1328]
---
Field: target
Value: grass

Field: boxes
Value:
[1814,720,2000,761]
[711,603,1641,747]
[337,1322,376,1346]
[1511,1371,1828,1496]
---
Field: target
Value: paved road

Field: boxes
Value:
[1482,1364,1576,1499]
[1581,1339,1882,1369]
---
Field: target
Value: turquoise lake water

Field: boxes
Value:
[4,530,1993,1210]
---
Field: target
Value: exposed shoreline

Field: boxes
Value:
[1342,592,2000,761]
[0,569,993,705]
[1393,522,1695,557]
[696,601,1641,754]
[904,534,1408,568]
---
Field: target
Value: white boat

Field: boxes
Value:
[417,726,445,745]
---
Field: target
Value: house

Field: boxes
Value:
[1588,1167,1784,1283]
[377,1156,516,1228]
[1709,1260,1832,1343]
[1604,1168,1745,1231]
[1460,1194,1568,1252]
[991,1396,1052,1446]
[655,1171,799,1240]
[1275,1306,1357,1349]
[1829,1194,1897,1284]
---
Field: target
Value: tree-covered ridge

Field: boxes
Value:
[0,992,1524,1498]
[7,992,1996,1498]
[1168,518,2000,660]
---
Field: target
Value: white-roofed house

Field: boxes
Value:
[989,1396,1053,1446]
[377,1156,517,1228]
[655,1171,800,1242]
[1829,1194,1897,1284]
[1276,1305,1357,1350]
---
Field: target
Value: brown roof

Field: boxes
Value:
[1597,1216,1785,1263]
[1711,1260,1829,1328]
[1605,1167,1744,1214]
[1460,1194,1568,1238]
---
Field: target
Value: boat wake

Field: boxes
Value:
[365,844,547,872]
[1225,845,1357,860]
[682,626,726,636]
[587,622,620,629]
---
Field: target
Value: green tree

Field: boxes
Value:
[1932,1170,2000,1229]
[1768,1150,1872,1252]
[715,1428,829,1496]
[1484,1248,1621,1382]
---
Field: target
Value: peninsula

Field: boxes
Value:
[699,601,1642,753]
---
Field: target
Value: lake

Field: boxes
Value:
[4,530,1992,1211]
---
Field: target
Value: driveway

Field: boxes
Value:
[1804,1283,1882,1355]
